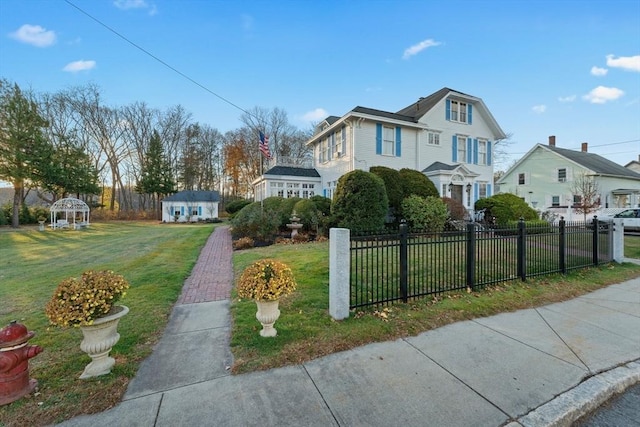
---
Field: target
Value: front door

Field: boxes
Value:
[451,185,463,205]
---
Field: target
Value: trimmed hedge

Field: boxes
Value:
[332,170,388,232]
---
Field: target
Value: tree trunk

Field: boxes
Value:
[11,180,22,228]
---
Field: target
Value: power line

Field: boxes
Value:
[64,0,255,121]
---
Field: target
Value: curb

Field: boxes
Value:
[511,359,640,427]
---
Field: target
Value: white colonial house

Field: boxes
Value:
[161,190,220,222]
[253,87,506,216]
[496,136,640,221]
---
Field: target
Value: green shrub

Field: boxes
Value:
[370,166,402,222]
[225,199,252,217]
[401,195,448,232]
[293,199,321,233]
[331,170,388,233]
[19,204,33,224]
[475,193,538,225]
[398,168,439,200]
[230,202,281,242]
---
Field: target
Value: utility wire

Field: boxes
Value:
[64,0,255,121]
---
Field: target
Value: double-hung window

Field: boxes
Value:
[383,126,395,156]
[518,173,526,185]
[428,132,440,146]
[457,135,467,163]
[478,140,487,165]
[451,100,468,123]
[558,168,567,182]
[551,196,560,207]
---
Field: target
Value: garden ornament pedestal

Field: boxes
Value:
[286,211,303,239]
[255,300,280,337]
[79,305,128,379]
[0,321,43,406]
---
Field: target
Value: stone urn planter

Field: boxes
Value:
[237,259,297,338]
[79,305,129,379]
[255,300,280,337]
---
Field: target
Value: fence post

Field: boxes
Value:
[466,223,476,291]
[329,227,350,320]
[558,216,566,274]
[612,218,625,263]
[592,216,599,266]
[399,220,408,303]
[517,217,526,281]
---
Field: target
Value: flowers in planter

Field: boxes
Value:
[45,270,130,327]
[237,259,297,301]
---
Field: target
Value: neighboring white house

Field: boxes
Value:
[161,190,220,222]
[496,136,640,221]
[254,87,506,216]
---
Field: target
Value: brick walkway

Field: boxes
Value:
[176,225,233,304]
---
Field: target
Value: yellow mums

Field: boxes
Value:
[45,270,130,327]
[237,259,297,301]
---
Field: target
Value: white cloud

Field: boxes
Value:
[9,24,56,47]
[558,95,576,102]
[590,66,608,76]
[402,39,441,60]
[63,60,96,73]
[532,105,547,114]
[582,86,624,104]
[606,54,640,72]
[302,108,328,122]
[114,0,157,15]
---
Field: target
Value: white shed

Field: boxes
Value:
[161,190,220,223]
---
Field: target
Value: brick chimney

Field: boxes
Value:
[581,142,588,152]
[549,135,556,147]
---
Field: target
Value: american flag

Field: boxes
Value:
[259,131,271,159]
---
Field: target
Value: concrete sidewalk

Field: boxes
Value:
[57,227,640,427]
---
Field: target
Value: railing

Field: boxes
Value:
[349,218,613,309]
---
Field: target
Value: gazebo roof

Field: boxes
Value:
[51,198,90,212]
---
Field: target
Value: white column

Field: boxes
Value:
[329,228,350,320]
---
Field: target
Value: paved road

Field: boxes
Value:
[575,383,640,426]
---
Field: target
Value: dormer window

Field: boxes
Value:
[451,100,467,123]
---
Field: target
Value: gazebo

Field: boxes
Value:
[50,198,90,229]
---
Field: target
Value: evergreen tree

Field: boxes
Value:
[0,79,52,227]
[137,130,175,214]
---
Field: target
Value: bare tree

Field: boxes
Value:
[570,171,600,222]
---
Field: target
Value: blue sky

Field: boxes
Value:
[0,0,639,171]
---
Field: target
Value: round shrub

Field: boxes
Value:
[331,170,389,233]
[370,166,403,221]
[225,199,252,217]
[401,195,448,232]
[293,198,321,233]
[398,168,439,199]
[230,202,281,242]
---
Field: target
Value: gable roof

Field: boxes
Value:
[499,143,640,184]
[264,166,321,177]
[163,190,220,202]
[395,87,453,118]
[545,145,640,179]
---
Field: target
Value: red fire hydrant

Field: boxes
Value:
[0,321,43,405]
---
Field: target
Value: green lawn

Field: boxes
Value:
[0,222,214,427]
[1,225,639,427]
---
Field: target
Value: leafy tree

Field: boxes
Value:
[0,80,52,227]
[331,170,388,232]
[370,166,403,222]
[402,195,448,232]
[137,130,176,215]
[230,202,280,242]
[41,141,100,199]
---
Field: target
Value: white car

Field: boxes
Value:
[599,208,640,231]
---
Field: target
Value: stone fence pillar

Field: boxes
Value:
[329,228,350,320]
[612,219,625,263]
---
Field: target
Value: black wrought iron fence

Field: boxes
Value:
[350,218,612,309]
